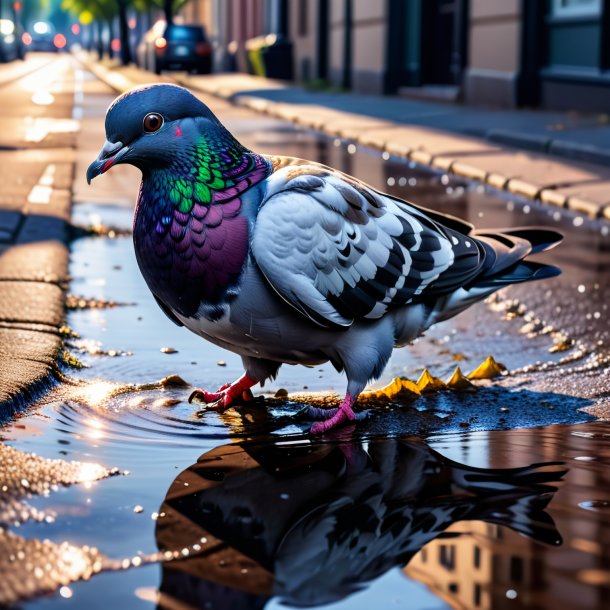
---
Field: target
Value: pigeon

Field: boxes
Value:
[87,84,562,434]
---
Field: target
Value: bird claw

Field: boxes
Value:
[304,406,339,420]
[195,398,227,417]
[188,388,223,405]
[309,405,368,435]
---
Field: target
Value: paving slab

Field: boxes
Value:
[0,59,78,417]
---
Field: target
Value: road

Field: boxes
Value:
[0,53,610,609]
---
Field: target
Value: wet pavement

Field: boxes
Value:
[1,59,610,608]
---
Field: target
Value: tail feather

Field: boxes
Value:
[471,227,563,288]
[496,228,563,254]
[474,260,561,289]
[430,227,562,324]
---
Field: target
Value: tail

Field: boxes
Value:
[432,227,562,323]
[471,228,562,289]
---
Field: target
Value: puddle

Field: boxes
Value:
[2,128,610,608]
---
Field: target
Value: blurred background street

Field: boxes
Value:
[0,1,610,609]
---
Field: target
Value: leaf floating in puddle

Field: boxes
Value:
[467,356,506,380]
[364,378,420,401]
[160,347,178,355]
[416,369,446,393]
[445,367,476,391]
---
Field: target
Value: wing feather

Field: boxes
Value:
[252,162,480,328]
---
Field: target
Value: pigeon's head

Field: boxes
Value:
[87,84,228,183]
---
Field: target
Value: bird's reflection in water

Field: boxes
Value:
[155,437,565,609]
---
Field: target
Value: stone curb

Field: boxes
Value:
[226,92,610,222]
[75,53,610,223]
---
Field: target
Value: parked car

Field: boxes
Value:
[0,19,24,62]
[25,21,58,52]
[136,19,165,70]
[137,22,212,74]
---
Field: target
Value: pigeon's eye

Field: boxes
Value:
[143,113,164,133]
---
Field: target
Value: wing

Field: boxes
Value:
[251,161,484,328]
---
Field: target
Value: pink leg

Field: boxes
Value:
[188,373,257,411]
[310,393,365,434]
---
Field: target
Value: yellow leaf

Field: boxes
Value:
[446,367,476,391]
[416,369,446,392]
[467,356,506,380]
[365,377,420,400]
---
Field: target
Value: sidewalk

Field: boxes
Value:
[179,73,610,221]
[0,61,77,416]
[79,53,610,222]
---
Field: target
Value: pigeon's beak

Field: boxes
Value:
[87,140,129,184]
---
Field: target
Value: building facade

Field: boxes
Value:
[188,0,610,112]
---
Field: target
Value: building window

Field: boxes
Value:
[510,556,524,582]
[474,583,482,607]
[473,545,481,569]
[298,0,308,37]
[552,0,602,18]
[439,545,456,571]
[448,583,459,594]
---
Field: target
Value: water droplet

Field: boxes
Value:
[579,500,610,511]
[133,505,143,514]
[408,177,417,186]
[577,285,586,294]
[151,512,159,520]
[59,586,73,599]
[398,177,407,186]
[217,360,226,367]
[387,177,395,186]
[441,174,449,185]
[523,205,531,214]
[280,493,290,500]
[574,456,596,462]
[506,589,518,600]
[382,151,390,160]
[347,143,356,154]
[573,216,584,227]
[553,211,562,221]
[601,225,609,236]
[160,347,178,354]
[333,138,341,147]
[132,556,143,567]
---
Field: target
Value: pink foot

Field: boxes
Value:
[188,374,257,411]
[310,394,366,434]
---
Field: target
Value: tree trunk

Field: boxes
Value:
[118,0,132,65]
[107,19,115,58]
[96,21,104,60]
[164,0,173,25]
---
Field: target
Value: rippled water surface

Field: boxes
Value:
[2,132,610,609]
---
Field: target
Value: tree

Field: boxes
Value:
[63,0,128,63]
